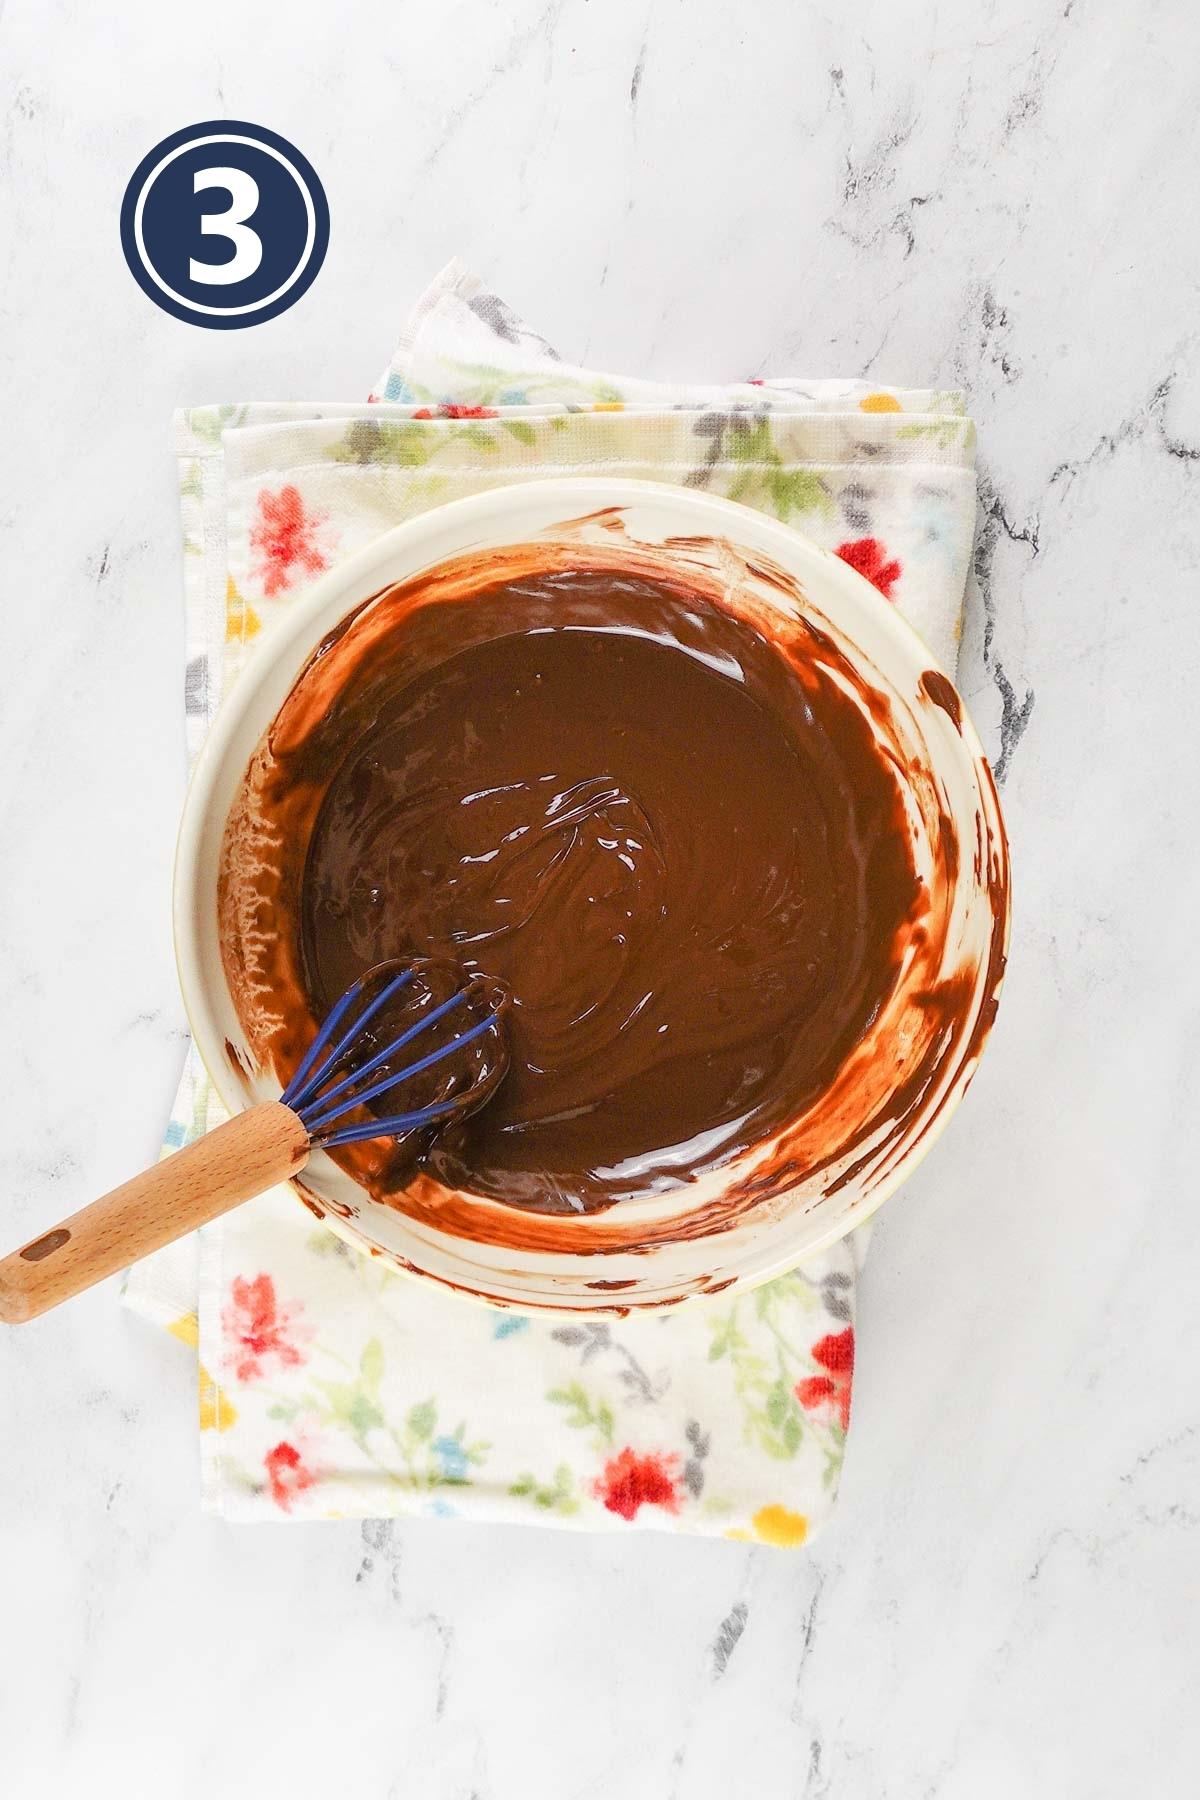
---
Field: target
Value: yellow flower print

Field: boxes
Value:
[199,1362,237,1432]
[860,392,902,413]
[167,1311,199,1349]
[724,1505,809,1547]
[592,401,625,412]
[168,1316,237,1430]
[752,1503,808,1546]
[224,573,261,644]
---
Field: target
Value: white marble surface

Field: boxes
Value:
[1,0,1198,1792]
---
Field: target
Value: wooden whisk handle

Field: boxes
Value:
[0,1102,310,1324]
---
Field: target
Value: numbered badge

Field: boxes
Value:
[120,121,329,328]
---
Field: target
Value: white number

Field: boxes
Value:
[189,167,262,286]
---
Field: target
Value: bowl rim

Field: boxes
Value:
[173,475,1010,1310]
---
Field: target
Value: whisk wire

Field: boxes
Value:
[280,959,507,1151]
[310,1093,484,1149]
[296,986,472,1123]
[302,1008,497,1132]
[284,966,416,1111]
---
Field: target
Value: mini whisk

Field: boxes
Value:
[0,959,509,1324]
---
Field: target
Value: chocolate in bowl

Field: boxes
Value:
[183,480,1008,1310]
[222,554,921,1218]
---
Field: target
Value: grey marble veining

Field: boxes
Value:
[1,0,1198,1794]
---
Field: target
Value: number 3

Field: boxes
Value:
[190,167,262,286]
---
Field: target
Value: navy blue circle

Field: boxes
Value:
[120,121,329,329]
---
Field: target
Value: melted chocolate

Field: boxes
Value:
[232,566,920,1214]
[920,668,964,730]
[219,536,1008,1261]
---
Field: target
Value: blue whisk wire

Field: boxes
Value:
[283,966,416,1112]
[303,1011,498,1133]
[280,961,505,1151]
[297,989,472,1124]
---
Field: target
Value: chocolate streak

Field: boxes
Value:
[219,538,1009,1258]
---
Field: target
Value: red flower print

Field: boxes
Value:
[593,1447,682,1521]
[223,1273,308,1383]
[411,404,498,420]
[835,537,902,600]
[249,484,329,599]
[264,1441,316,1513]
[795,1327,855,1432]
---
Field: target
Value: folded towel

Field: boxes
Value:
[123,260,976,1541]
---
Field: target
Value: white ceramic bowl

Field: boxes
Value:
[175,478,1009,1313]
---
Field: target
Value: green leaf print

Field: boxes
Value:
[821,1433,845,1488]
[719,416,835,522]
[186,403,247,443]
[726,416,775,466]
[406,1399,437,1442]
[330,420,438,468]
[508,1463,580,1515]
[328,415,529,467]
[753,1269,808,1318]
[360,1337,385,1387]
[546,1380,615,1445]
[500,418,537,445]
[346,1392,385,1438]
[456,423,499,451]
[765,1378,791,1431]
[895,416,973,449]
[708,1313,748,1362]
[314,1377,383,1446]
[707,1278,835,1464]
[256,1348,493,1495]
[764,465,836,520]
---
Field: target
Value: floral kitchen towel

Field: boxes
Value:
[124,260,976,1538]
